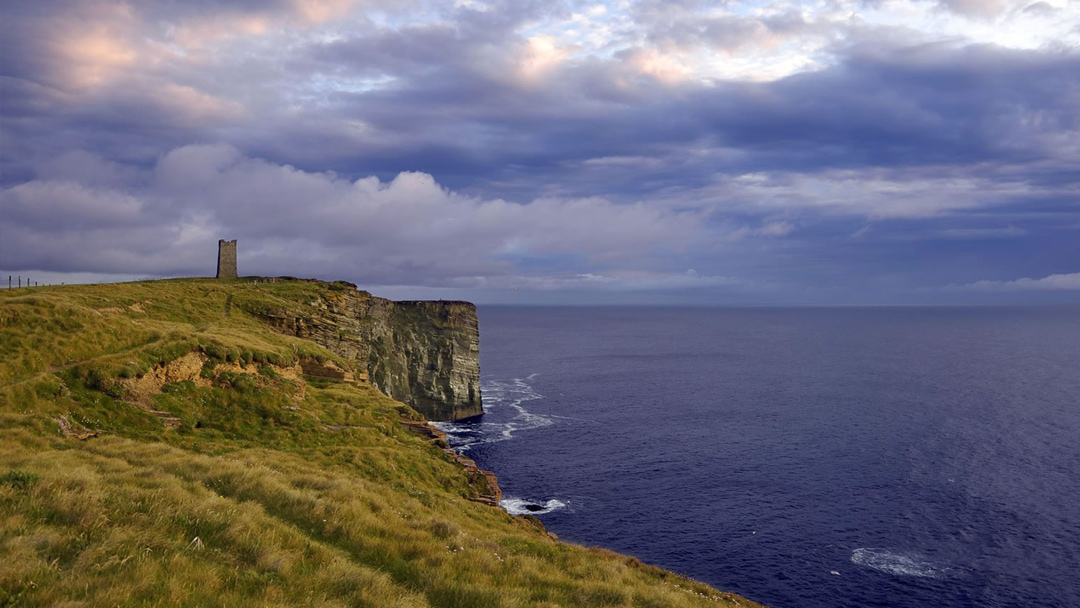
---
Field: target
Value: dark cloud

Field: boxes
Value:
[247,32,1080,204]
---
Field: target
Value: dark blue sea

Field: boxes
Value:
[434,306,1080,608]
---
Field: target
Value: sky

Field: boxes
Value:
[0,0,1078,304]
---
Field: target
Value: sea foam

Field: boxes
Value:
[432,377,553,451]
[850,548,956,579]
[500,497,567,516]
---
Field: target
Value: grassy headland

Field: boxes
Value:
[0,278,761,608]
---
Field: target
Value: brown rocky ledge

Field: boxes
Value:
[400,417,502,507]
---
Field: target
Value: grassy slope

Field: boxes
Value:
[0,279,761,608]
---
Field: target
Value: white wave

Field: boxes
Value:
[500,497,567,516]
[432,377,553,451]
[850,548,955,579]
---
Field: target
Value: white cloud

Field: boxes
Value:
[0,144,703,286]
[719,170,1038,219]
[962,272,1080,290]
[514,0,1080,84]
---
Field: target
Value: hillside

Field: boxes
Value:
[0,278,761,608]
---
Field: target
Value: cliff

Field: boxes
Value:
[243,280,483,421]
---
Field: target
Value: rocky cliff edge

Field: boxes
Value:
[243,279,483,421]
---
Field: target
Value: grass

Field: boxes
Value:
[0,278,762,608]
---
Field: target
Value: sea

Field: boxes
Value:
[434,306,1080,608]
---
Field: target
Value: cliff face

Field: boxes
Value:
[248,283,482,421]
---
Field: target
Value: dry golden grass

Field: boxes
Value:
[0,279,764,608]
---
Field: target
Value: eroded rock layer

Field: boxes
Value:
[248,282,482,421]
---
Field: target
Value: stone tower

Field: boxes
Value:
[216,239,237,278]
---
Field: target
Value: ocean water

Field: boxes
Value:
[434,306,1080,608]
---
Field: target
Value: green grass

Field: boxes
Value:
[0,278,762,608]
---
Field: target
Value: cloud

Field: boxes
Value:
[0,144,702,285]
[35,150,142,187]
[962,272,1080,290]
[711,169,1041,219]
[730,221,796,240]
[937,225,1027,238]
[421,269,752,292]
[938,0,1007,17]
[4,1,1078,204]
[1,181,148,230]
[1,0,1078,302]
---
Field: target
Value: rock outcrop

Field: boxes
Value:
[248,281,482,421]
[401,418,501,506]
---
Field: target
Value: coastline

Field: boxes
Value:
[400,416,504,508]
